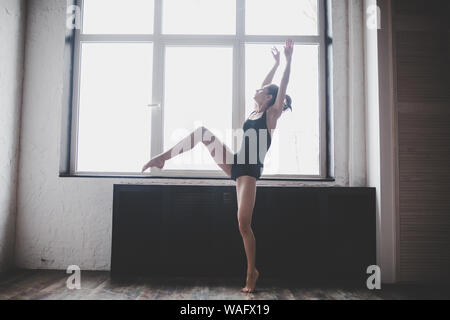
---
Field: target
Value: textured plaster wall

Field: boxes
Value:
[0,0,26,272]
[15,0,364,270]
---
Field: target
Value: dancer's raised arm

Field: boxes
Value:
[261,46,280,87]
[271,39,294,118]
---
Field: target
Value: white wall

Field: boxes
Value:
[348,0,367,187]
[364,0,396,283]
[0,0,26,272]
[15,0,366,271]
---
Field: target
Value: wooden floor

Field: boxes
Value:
[0,269,449,300]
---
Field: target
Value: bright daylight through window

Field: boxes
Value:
[72,0,327,179]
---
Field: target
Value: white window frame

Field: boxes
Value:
[70,0,328,180]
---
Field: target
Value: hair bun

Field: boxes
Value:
[283,94,293,112]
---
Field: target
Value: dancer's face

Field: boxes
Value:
[253,86,271,106]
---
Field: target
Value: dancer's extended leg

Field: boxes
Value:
[142,126,234,177]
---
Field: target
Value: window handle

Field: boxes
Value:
[147,103,161,108]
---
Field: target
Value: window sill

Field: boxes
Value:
[59,173,335,183]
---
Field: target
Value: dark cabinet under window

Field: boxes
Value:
[111,184,376,286]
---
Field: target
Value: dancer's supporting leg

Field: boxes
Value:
[236,175,259,293]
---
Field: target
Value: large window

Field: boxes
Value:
[71,0,328,179]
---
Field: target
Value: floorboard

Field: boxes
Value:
[0,269,449,300]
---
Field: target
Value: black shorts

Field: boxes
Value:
[230,154,263,181]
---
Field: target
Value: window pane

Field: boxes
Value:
[82,0,154,34]
[164,47,233,171]
[163,0,235,34]
[245,44,320,175]
[246,0,318,35]
[77,43,153,172]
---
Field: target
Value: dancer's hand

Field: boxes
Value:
[284,39,294,62]
[141,156,165,172]
[271,46,280,65]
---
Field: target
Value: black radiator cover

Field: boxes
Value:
[111,184,376,286]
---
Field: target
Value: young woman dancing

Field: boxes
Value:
[142,39,294,293]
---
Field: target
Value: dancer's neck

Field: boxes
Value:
[254,102,267,114]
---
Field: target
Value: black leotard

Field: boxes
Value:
[231,109,272,181]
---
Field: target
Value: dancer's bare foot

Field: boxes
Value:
[141,155,166,172]
[240,269,259,293]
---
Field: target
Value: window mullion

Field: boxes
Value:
[318,0,327,178]
[150,0,164,177]
[70,0,84,174]
[243,35,321,43]
[78,34,154,42]
[237,0,245,38]
[235,0,245,152]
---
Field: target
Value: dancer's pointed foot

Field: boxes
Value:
[141,155,166,172]
[240,269,259,293]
